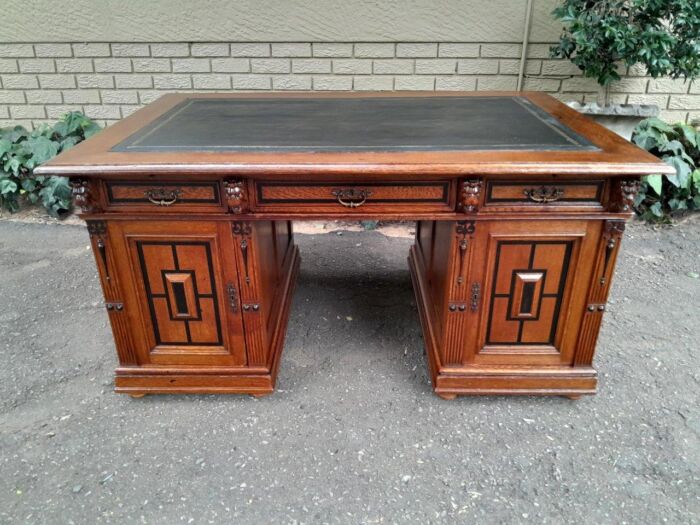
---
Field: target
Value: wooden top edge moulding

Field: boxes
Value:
[35,91,672,179]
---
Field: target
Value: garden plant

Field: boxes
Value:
[551,0,700,104]
[632,118,700,221]
[0,112,100,217]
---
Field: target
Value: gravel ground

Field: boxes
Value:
[0,218,698,524]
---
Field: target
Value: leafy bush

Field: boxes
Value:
[551,1,700,87]
[0,112,100,217]
[632,118,700,220]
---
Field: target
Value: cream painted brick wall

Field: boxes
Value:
[312,43,352,57]
[0,60,19,73]
[72,43,110,57]
[373,60,413,75]
[230,44,270,57]
[0,44,34,57]
[396,44,437,58]
[313,76,352,90]
[292,59,331,74]
[354,44,394,58]
[271,43,311,57]
[272,75,312,90]
[133,59,171,73]
[191,43,229,57]
[0,41,696,128]
[112,43,150,57]
[353,76,393,90]
[439,44,479,58]
[212,59,249,73]
[332,59,372,75]
[34,44,72,57]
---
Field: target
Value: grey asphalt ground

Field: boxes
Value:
[0,219,698,524]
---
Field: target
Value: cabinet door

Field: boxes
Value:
[465,220,601,366]
[109,221,246,367]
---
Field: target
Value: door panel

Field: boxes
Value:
[485,239,573,346]
[467,220,600,366]
[110,221,246,366]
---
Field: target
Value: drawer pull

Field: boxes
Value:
[523,186,564,203]
[331,188,372,208]
[144,188,181,206]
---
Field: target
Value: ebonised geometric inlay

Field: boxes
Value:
[487,240,573,346]
[136,241,222,346]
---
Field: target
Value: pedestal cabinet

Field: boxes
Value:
[410,216,625,398]
[86,212,299,395]
[36,91,672,399]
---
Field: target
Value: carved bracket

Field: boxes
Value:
[455,220,476,285]
[459,179,482,214]
[87,220,110,281]
[232,221,253,284]
[71,179,101,213]
[600,220,625,286]
[223,179,248,214]
[618,178,641,212]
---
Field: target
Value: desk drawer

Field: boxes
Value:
[484,180,605,210]
[104,181,223,212]
[253,180,454,213]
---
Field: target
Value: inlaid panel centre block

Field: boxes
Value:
[137,241,222,346]
[35,92,671,399]
[488,241,573,346]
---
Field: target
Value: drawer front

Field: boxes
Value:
[254,181,454,212]
[105,181,223,212]
[484,180,605,209]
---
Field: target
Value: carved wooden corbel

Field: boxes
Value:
[70,179,101,213]
[223,179,248,214]
[618,178,641,212]
[86,220,110,281]
[460,179,482,214]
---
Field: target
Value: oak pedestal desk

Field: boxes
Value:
[37,92,671,400]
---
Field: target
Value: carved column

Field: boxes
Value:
[442,220,477,365]
[574,220,626,366]
[232,221,266,365]
[85,220,137,365]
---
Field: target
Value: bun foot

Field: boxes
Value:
[129,393,146,399]
[437,392,457,400]
[251,392,272,398]
[563,394,582,400]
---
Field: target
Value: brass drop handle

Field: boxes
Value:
[524,186,564,203]
[144,188,181,206]
[331,188,372,208]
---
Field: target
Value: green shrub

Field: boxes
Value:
[551,1,700,87]
[0,112,100,217]
[632,118,700,221]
